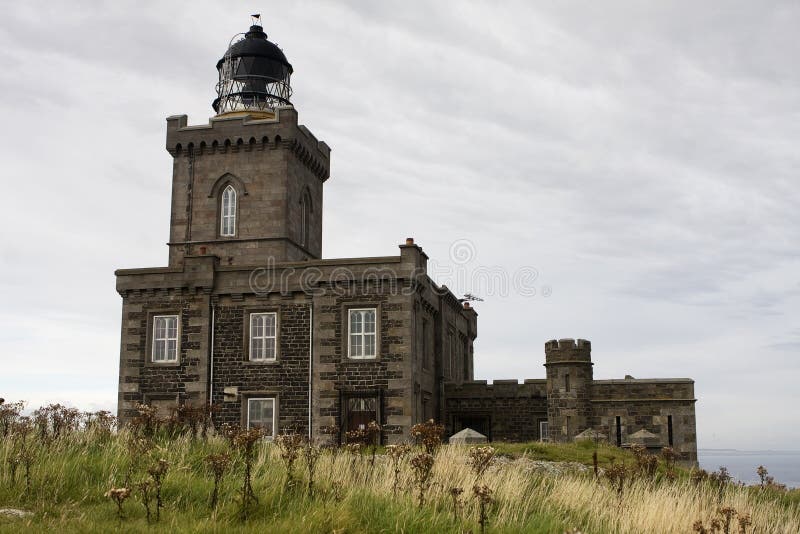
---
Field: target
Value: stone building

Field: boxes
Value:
[444,339,698,462]
[115,22,697,462]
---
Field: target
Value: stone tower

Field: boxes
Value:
[165,22,330,268]
[544,338,593,441]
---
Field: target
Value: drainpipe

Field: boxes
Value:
[308,302,313,442]
[209,301,216,406]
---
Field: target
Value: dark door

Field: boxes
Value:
[346,397,377,433]
[457,416,490,439]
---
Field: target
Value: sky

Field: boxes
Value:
[0,1,798,450]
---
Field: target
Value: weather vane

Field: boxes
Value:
[459,293,484,303]
[251,13,262,26]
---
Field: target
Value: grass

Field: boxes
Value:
[1,424,798,533]
[492,438,631,466]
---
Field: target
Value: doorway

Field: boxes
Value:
[346,396,377,432]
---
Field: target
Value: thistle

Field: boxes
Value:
[303,443,322,496]
[386,444,411,496]
[473,484,493,534]
[468,446,496,483]
[410,452,435,507]
[205,453,231,509]
[449,486,464,519]
[147,458,169,521]
[137,479,154,522]
[105,487,132,519]
[410,419,444,454]
[275,432,304,490]
[737,513,751,534]
[366,420,382,469]
[233,428,263,517]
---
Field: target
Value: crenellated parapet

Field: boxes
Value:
[544,338,593,366]
[165,108,330,181]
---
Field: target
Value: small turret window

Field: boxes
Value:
[221,185,237,236]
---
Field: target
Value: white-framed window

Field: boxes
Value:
[152,315,179,362]
[249,312,277,361]
[348,308,377,359]
[539,420,549,442]
[221,185,237,236]
[247,397,276,438]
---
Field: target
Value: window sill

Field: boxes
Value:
[147,360,181,367]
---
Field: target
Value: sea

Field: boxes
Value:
[698,449,800,489]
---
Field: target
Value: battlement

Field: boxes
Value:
[544,338,592,365]
[444,379,548,399]
[165,107,330,181]
[545,338,591,351]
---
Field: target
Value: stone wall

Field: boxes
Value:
[164,109,329,268]
[409,266,479,428]
[210,294,312,434]
[442,341,697,464]
[116,255,216,424]
[444,380,548,441]
[117,289,211,421]
[313,280,413,442]
[590,379,697,462]
[411,297,438,423]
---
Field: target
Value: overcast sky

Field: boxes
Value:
[1,1,798,450]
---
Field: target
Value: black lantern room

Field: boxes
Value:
[212,22,293,115]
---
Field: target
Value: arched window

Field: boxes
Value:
[221,185,237,236]
[300,190,312,247]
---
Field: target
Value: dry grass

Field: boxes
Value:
[300,444,800,533]
[0,405,798,533]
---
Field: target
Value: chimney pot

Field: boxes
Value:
[405,237,415,246]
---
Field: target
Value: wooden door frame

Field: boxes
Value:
[339,389,384,444]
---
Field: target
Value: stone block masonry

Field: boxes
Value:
[444,380,548,442]
[443,340,697,464]
[115,45,697,458]
[211,298,311,434]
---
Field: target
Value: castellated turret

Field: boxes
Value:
[544,339,593,441]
